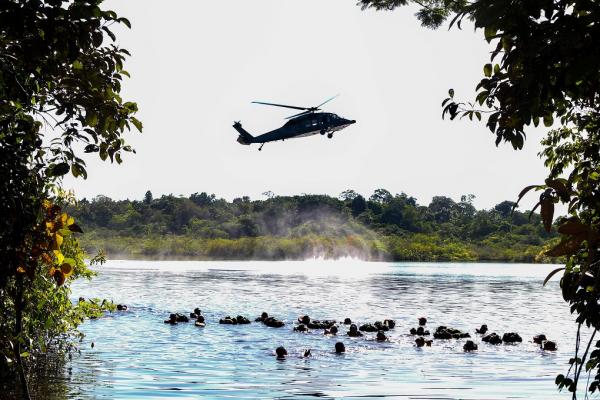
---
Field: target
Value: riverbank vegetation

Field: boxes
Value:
[0,1,139,398]
[70,190,556,262]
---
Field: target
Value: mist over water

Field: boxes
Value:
[64,261,576,399]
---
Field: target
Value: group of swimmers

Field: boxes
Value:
[154,307,557,357]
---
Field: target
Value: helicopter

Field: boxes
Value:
[233,95,356,151]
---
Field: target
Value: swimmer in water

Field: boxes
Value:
[275,346,288,359]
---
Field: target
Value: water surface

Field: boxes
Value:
[66,260,576,399]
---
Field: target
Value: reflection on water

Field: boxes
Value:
[65,260,575,399]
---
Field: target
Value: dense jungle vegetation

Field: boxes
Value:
[70,189,557,262]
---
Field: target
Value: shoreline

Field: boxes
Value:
[79,232,558,264]
[92,255,556,264]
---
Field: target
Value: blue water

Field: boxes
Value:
[66,260,578,399]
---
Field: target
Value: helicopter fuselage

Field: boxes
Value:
[234,112,356,146]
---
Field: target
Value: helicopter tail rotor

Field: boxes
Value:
[233,121,254,145]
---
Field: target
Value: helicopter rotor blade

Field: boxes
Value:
[252,101,308,111]
[285,110,313,120]
[315,94,339,109]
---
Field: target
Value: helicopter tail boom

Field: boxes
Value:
[233,121,254,145]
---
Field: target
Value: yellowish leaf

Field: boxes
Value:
[53,250,64,265]
[45,221,55,232]
[53,233,63,250]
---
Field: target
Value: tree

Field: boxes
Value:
[190,192,216,206]
[351,195,367,216]
[494,200,516,218]
[369,188,393,204]
[460,194,475,204]
[262,190,275,199]
[1,1,139,397]
[428,196,457,223]
[457,194,476,220]
[144,190,153,204]
[340,189,359,201]
[359,0,599,396]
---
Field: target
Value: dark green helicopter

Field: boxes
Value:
[233,95,356,151]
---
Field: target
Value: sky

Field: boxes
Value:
[64,0,550,211]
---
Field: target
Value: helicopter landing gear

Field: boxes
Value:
[258,143,265,151]
[327,133,333,139]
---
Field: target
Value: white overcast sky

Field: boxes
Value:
[64,0,550,211]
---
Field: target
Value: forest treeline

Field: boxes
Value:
[69,189,557,262]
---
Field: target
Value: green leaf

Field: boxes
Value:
[71,163,87,179]
[543,114,554,127]
[72,60,83,70]
[86,112,99,127]
[484,26,497,42]
[92,31,103,47]
[58,228,72,237]
[63,258,76,267]
[84,144,99,153]
[513,184,541,212]
[50,163,70,177]
[543,267,565,286]
[102,26,116,41]
[131,117,143,132]
[483,64,493,77]
[540,198,554,232]
[119,17,132,28]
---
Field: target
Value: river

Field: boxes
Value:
[63,260,576,399]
